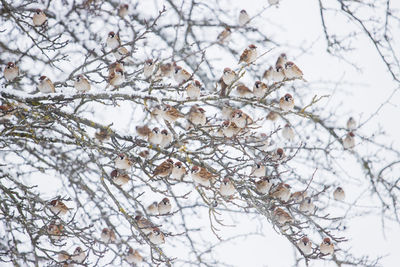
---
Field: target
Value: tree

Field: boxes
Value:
[1,0,399,266]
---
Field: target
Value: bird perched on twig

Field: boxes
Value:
[279,93,294,111]
[217,27,231,44]
[74,74,91,92]
[191,166,216,187]
[3,62,19,81]
[106,31,120,49]
[239,44,257,64]
[238,10,250,26]
[32,9,47,26]
[38,76,55,93]
[153,159,174,178]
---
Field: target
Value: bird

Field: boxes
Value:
[238,9,250,26]
[191,166,216,187]
[173,66,191,84]
[71,247,85,263]
[138,150,150,159]
[143,59,155,79]
[4,62,19,81]
[118,4,129,18]
[38,76,55,93]
[290,191,307,203]
[49,200,70,216]
[263,66,274,82]
[58,250,70,262]
[343,132,355,149]
[273,65,286,82]
[221,103,234,120]
[32,9,47,26]
[156,62,174,78]
[299,197,315,214]
[171,161,187,180]
[219,177,236,197]
[187,105,207,126]
[297,237,312,255]
[270,183,291,202]
[134,215,154,234]
[275,53,287,68]
[266,111,279,121]
[282,124,295,141]
[346,117,357,131]
[279,93,295,111]
[186,80,201,99]
[106,31,120,49]
[284,61,305,81]
[219,120,240,138]
[113,46,134,63]
[254,178,272,194]
[158,198,172,215]
[136,125,151,138]
[250,163,266,177]
[95,128,111,142]
[253,81,268,98]
[108,61,124,76]
[230,109,253,128]
[222,67,237,85]
[107,67,125,88]
[110,169,130,186]
[47,222,64,241]
[217,27,231,44]
[273,208,293,225]
[153,159,174,177]
[125,248,143,264]
[148,227,165,245]
[236,83,253,98]
[333,187,345,201]
[319,237,334,255]
[101,228,116,243]
[147,202,159,215]
[160,129,173,148]
[115,154,132,170]
[74,74,91,92]
[271,148,286,161]
[162,104,184,123]
[239,44,257,64]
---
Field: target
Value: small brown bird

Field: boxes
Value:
[220,120,240,138]
[108,61,124,76]
[238,9,250,26]
[134,215,154,234]
[275,53,287,68]
[253,81,268,98]
[160,129,173,148]
[49,200,70,216]
[279,93,294,111]
[343,132,355,149]
[271,148,286,161]
[47,222,64,241]
[147,202,159,215]
[156,62,174,78]
[250,163,266,177]
[115,153,132,170]
[32,9,47,26]
[74,74,91,92]
[148,127,163,146]
[4,62,19,81]
[163,104,184,123]
[171,161,187,180]
[236,83,253,98]
[191,166,216,187]
[148,227,165,245]
[299,197,315,214]
[270,183,291,202]
[230,109,253,128]
[282,124,295,141]
[138,150,150,159]
[273,65,286,82]
[186,80,201,99]
[106,31,120,49]
[174,66,191,84]
[333,187,345,201]
[239,44,257,64]
[38,76,55,93]
[263,66,275,82]
[217,27,231,44]
[266,111,279,121]
[219,177,236,197]
[273,208,293,225]
[110,169,130,186]
[158,197,172,215]
[284,61,305,81]
[254,178,272,194]
[187,105,207,126]
[319,237,334,255]
[346,117,357,131]
[113,46,134,63]
[143,59,155,79]
[71,247,85,263]
[136,125,151,138]
[58,250,70,262]
[222,67,237,85]
[126,248,143,264]
[153,159,174,177]
[101,228,116,243]
[298,236,312,255]
[107,68,125,88]
[95,128,111,142]
[118,4,129,18]
[290,191,307,203]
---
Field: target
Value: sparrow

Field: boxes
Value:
[239,44,257,64]
[284,61,305,81]
[38,76,55,93]
[160,129,173,148]
[147,202,159,215]
[220,120,240,138]
[115,153,132,170]
[343,132,355,149]
[158,197,172,215]
[138,150,150,159]
[47,222,64,241]
[186,80,201,99]
[187,105,207,126]
[346,117,357,131]
[254,178,272,194]
[279,93,294,111]
[107,67,125,88]
[74,74,91,92]
[95,128,111,142]
[136,125,151,138]
[298,236,312,255]
[253,81,268,98]
[4,62,19,81]
[282,124,295,141]
[32,9,47,26]
[71,247,85,263]
[218,77,228,96]
[110,169,130,186]
[0,104,14,121]
[163,104,184,123]
[270,183,291,202]
[219,177,236,197]
[273,208,293,225]
[151,105,165,122]
[148,227,165,245]
[290,191,307,203]
[273,65,286,82]
[319,237,334,255]
[49,200,70,216]
[275,53,287,68]
[222,67,237,85]
[174,66,191,84]
[217,27,231,44]
[266,111,279,121]
[106,31,120,49]
[113,46,134,63]
[333,187,345,201]
[126,248,143,264]
[134,215,154,234]
[236,83,253,98]
[271,148,286,161]
[230,109,253,128]
[171,161,187,180]
[101,228,116,243]
[153,159,174,177]
[156,62,174,78]
[250,163,266,177]
[263,66,274,82]
[58,251,70,262]
[191,166,216,187]
[299,197,315,214]
[238,9,250,26]
[118,4,129,18]
[143,59,155,79]
[108,61,124,76]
